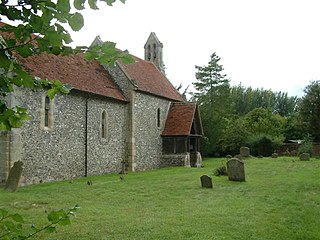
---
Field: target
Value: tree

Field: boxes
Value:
[219,116,251,155]
[230,84,299,117]
[244,107,285,138]
[299,80,320,141]
[192,52,231,156]
[193,52,229,105]
[0,0,133,130]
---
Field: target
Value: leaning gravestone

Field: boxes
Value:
[4,161,23,192]
[200,175,213,188]
[240,147,250,157]
[227,158,245,182]
[299,153,310,161]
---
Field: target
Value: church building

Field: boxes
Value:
[0,31,203,185]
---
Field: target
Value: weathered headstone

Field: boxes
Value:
[200,175,213,188]
[4,161,23,192]
[234,154,242,160]
[240,147,250,157]
[227,158,245,182]
[299,153,310,161]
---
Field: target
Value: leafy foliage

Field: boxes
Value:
[192,52,231,155]
[230,84,299,117]
[298,134,313,156]
[246,134,280,157]
[299,80,320,141]
[0,0,133,130]
[0,205,80,239]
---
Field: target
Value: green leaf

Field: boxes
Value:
[57,0,71,13]
[101,41,116,53]
[89,0,99,9]
[48,210,64,224]
[105,0,116,6]
[47,88,58,99]
[121,52,134,64]
[74,0,86,10]
[60,84,73,94]
[68,13,84,31]
[84,51,97,61]
[46,30,63,46]
[58,216,71,226]
[16,44,33,58]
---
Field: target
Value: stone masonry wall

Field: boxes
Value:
[15,88,86,184]
[134,92,170,170]
[86,98,128,176]
[0,131,10,185]
[13,88,128,185]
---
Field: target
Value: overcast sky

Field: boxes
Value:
[70,0,320,97]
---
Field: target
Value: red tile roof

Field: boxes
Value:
[119,56,185,102]
[162,102,203,136]
[18,53,127,102]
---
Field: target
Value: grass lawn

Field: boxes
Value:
[1,157,320,240]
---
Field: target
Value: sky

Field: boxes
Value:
[62,1,320,97]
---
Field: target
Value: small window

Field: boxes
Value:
[147,45,151,60]
[101,111,108,139]
[44,96,50,127]
[153,43,157,59]
[157,108,161,128]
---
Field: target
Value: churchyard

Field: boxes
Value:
[1,156,319,239]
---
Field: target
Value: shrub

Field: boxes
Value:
[298,134,313,156]
[213,166,228,176]
[246,134,282,157]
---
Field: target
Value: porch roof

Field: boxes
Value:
[162,102,203,137]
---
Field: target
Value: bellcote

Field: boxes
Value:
[144,32,165,74]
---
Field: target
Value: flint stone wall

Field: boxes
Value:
[0,131,10,185]
[12,88,128,185]
[134,92,170,170]
[161,154,189,167]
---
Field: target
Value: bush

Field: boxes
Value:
[246,135,282,157]
[298,134,313,156]
[213,166,228,176]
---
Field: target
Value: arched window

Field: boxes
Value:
[101,111,108,139]
[44,96,50,127]
[153,43,157,59]
[147,44,151,60]
[157,108,161,128]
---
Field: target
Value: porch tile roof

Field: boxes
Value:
[162,102,199,136]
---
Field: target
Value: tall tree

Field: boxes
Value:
[299,80,320,141]
[230,84,299,117]
[193,52,229,106]
[192,52,231,155]
[0,0,133,130]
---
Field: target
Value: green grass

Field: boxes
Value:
[1,157,320,240]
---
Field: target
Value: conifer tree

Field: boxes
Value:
[192,52,231,156]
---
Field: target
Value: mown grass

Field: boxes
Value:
[1,157,319,240]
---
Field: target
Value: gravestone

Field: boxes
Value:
[299,153,310,161]
[240,147,250,157]
[200,175,213,188]
[4,161,23,192]
[227,158,245,182]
